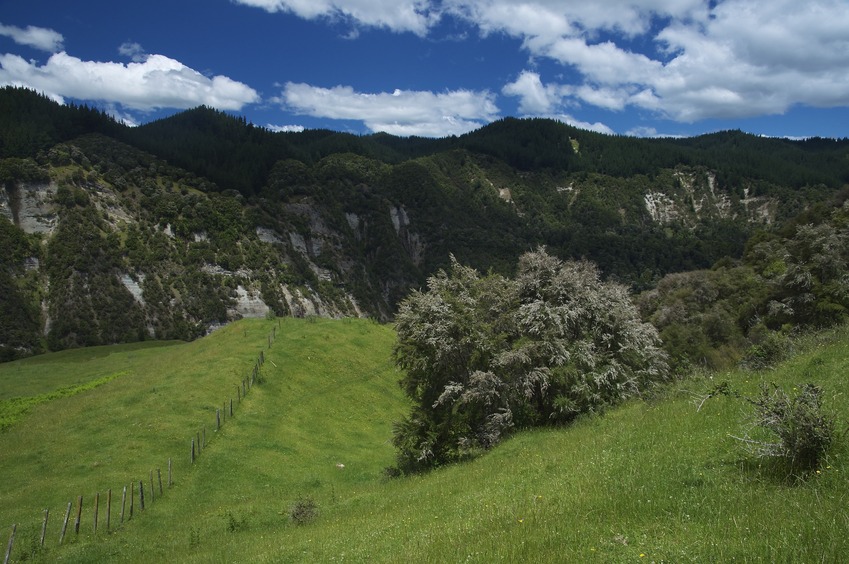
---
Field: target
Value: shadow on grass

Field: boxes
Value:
[729,455,822,486]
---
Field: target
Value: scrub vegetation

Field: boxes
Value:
[0,318,847,562]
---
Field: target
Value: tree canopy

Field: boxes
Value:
[392,248,669,472]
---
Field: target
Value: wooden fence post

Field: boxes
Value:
[121,486,127,524]
[139,480,145,511]
[3,524,15,564]
[93,492,99,534]
[217,408,221,430]
[130,481,134,518]
[59,501,71,544]
[158,468,163,496]
[230,398,233,417]
[74,496,83,535]
[40,509,48,547]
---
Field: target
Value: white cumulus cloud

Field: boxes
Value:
[118,42,147,62]
[649,0,849,120]
[625,126,685,138]
[455,0,849,123]
[553,114,615,135]
[233,0,439,36]
[0,51,259,112]
[240,1,849,125]
[501,71,562,114]
[502,72,621,128]
[446,1,574,43]
[266,123,305,132]
[0,22,64,52]
[277,82,499,136]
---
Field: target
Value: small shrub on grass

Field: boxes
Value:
[741,329,790,370]
[704,381,836,476]
[742,383,835,474]
[225,510,247,533]
[289,496,318,525]
[382,465,402,479]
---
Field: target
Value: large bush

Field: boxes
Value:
[640,201,849,370]
[392,248,669,472]
[637,265,767,370]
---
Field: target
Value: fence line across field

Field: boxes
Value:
[5,321,280,561]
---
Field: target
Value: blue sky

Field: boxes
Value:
[1,0,848,138]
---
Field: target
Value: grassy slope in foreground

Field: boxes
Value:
[0,318,396,554]
[3,320,849,563]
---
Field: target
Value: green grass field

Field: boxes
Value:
[1,318,848,562]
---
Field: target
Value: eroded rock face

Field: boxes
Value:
[120,273,146,306]
[1,169,373,354]
[0,181,59,234]
[389,205,425,266]
[228,285,271,319]
[644,192,679,224]
[642,168,777,227]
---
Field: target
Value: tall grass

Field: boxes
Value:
[2,320,848,562]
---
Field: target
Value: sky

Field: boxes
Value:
[1,0,848,139]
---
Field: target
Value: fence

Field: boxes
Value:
[3,320,279,563]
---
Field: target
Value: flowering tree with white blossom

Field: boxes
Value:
[392,248,669,472]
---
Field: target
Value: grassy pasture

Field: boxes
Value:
[0,320,280,551]
[1,319,848,562]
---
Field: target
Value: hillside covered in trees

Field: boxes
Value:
[1,86,848,365]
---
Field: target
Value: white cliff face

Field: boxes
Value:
[283,202,341,279]
[345,212,360,231]
[389,204,425,265]
[11,171,364,340]
[389,204,409,234]
[228,285,271,319]
[641,168,777,227]
[289,231,308,254]
[120,273,146,306]
[644,192,679,224]
[256,227,282,244]
[741,187,777,224]
[0,182,59,234]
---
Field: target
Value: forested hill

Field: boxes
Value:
[129,108,849,195]
[1,85,848,360]
[4,87,848,195]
